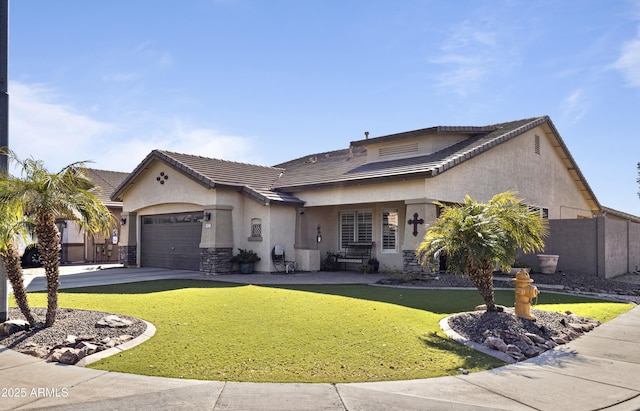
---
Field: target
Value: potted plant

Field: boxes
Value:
[509,260,531,275]
[230,248,260,274]
[367,258,380,273]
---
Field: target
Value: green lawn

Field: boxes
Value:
[19,280,633,383]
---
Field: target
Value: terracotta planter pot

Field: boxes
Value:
[537,254,559,274]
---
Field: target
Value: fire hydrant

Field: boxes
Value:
[512,269,539,320]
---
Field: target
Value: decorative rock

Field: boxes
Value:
[525,332,546,345]
[20,332,139,365]
[96,315,133,328]
[484,337,508,352]
[0,320,30,336]
[520,334,534,346]
[76,341,98,355]
[78,334,97,342]
[21,342,49,359]
[505,344,522,355]
[545,340,558,349]
[523,346,546,358]
[50,348,81,365]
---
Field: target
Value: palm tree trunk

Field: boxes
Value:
[1,243,36,325]
[468,266,497,311]
[35,210,60,327]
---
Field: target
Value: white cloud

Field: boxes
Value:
[8,81,254,173]
[95,121,253,172]
[613,28,640,88]
[430,19,509,97]
[9,81,117,171]
[561,89,589,123]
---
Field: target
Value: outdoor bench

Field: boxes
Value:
[336,242,374,269]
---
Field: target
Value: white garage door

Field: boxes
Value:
[141,212,204,270]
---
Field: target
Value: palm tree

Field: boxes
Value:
[417,191,548,312]
[0,204,36,325]
[0,156,113,326]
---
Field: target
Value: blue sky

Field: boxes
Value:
[7,0,640,215]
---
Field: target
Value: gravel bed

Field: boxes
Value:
[448,308,590,344]
[378,270,640,297]
[0,308,146,352]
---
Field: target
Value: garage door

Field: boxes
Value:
[141,212,204,270]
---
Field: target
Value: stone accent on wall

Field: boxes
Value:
[402,249,434,278]
[200,247,233,274]
[118,245,137,267]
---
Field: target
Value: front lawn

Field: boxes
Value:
[20,281,633,383]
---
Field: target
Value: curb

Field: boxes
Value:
[75,319,156,367]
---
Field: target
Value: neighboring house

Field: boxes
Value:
[58,168,129,264]
[111,116,640,278]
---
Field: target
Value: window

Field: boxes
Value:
[250,218,262,240]
[529,206,549,219]
[534,135,540,155]
[382,210,398,252]
[339,211,372,248]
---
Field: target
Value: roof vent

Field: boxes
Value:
[365,131,369,139]
[379,142,419,158]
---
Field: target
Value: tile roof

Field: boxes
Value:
[111,116,607,214]
[111,150,304,206]
[273,116,602,212]
[86,168,129,207]
[274,117,544,189]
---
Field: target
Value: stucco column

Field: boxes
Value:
[200,205,234,248]
[200,205,234,273]
[118,212,137,267]
[402,199,439,276]
[294,208,309,249]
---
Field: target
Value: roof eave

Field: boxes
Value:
[275,170,435,192]
[111,150,218,201]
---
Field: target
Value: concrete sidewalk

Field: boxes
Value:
[1,267,639,410]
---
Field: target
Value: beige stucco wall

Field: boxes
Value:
[120,162,215,213]
[425,126,593,219]
[299,180,425,207]
[235,201,298,272]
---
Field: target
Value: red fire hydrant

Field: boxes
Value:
[512,269,539,320]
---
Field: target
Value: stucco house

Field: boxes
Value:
[58,168,129,264]
[111,116,640,277]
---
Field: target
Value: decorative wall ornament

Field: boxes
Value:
[408,212,424,237]
[156,171,169,184]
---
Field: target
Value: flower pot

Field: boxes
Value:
[368,259,380,273]
[239,263,254,274]
[536,254,559,274]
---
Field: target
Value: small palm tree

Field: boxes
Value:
[0,155,113,326]
[0,204,36,325]
[417,191,548,312]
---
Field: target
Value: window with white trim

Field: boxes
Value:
[339,211,372,249]
[382,210,399,252]
[529,206,549,220]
